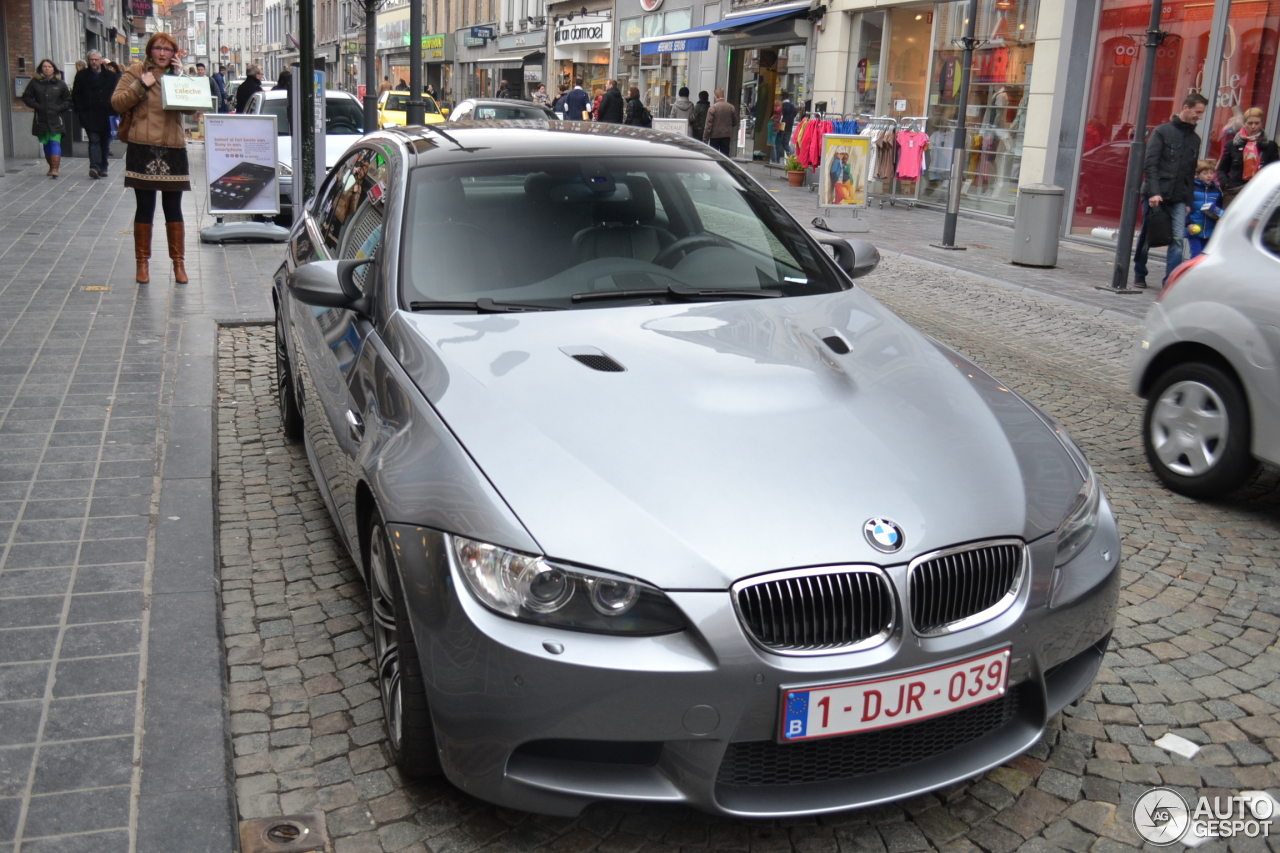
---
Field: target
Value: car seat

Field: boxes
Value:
[572,175,675,264]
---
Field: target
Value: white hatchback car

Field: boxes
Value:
[1130,162,1280,498]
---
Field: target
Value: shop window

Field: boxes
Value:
[643,13,664,38]
[1206,0,1280,159]
[620,17,642,43]
[664,8,692,33]
[1070,0,1216,234]
[845,11,884,118]
[916,0,1037,217]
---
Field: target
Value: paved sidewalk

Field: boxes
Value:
[0,148,278,852]
[743,165,1167,322]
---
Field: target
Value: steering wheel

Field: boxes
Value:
[652,232,732,268]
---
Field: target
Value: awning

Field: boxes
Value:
[640,1,810,54]
[472,51,540,63]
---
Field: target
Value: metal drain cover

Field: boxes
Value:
[240,811,328,853]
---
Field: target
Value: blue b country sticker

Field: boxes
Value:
[784,692,809,739]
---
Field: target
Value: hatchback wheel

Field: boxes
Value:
[275,311,304,441]
[1144,362,1256,498]
[367,511,443,776]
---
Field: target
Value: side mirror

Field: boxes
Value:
[441,107,450,115]
[287,259,372,314]
[810,231,880,280]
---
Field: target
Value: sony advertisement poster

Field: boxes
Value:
[204,114,281,215]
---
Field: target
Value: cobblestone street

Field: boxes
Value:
[216,254,1280,853]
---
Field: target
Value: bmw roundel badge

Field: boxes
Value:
[863,518,905,553]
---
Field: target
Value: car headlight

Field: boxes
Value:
[1055,465,1100,566]
[450,536,686,635]
[277,161,293,176]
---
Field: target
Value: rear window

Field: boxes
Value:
[401,157,843,309]
[386,93,440,113]
[474,104,552,121]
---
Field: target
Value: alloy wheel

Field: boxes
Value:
[368,530,403,751]
[1149,379,1228,477]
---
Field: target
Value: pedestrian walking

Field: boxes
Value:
[235,65,264,114]
[112,32,195,285]
[496,79,516,99]
[690,90,710,140]
[1132,92,1208,288]
[597,79,624,124]
[1187,159,1222,259]
[397,79,409,91]
[563,80,591,120]
[22,60,72,178]
[276,67,293,133]
[1216,107,1278,208]
[212,64,229,112]
[591,87,604,120]
[669,86,694,120]
[624,87,652,127]
[378,77,393,98]
[702,87,737,155]
[780,92,796,155]
[72,50,120,179]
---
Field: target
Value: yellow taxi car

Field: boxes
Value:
[377,91,447,127]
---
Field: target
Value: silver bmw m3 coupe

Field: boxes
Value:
[272,122,1120,818]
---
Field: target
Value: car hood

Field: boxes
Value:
[387,290,1082,589]
[276,134,366,172]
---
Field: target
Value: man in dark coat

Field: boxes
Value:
[597,80,624,124]
[72,50,119,179]
[562,80,591,120]
[1133,92,1208,288]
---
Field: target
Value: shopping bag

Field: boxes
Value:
[160,75,213,110]
[1145,204,1174,248]
[109,114,120,141]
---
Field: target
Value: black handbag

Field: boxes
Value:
[1145,203,1174,248]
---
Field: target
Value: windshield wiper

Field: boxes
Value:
[408,299,558,313]
[571,282,783,304]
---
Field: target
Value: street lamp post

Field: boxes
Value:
[215,13,224,75]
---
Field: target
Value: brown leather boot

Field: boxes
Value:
[45,156,53,176]
[49,155,60,178]
[166,222,188,284]
[134,223,152,283]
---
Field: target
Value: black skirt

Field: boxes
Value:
[123,143,192,191]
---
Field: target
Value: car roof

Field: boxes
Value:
[462,98,550,108]
[262,88,355,100]
[381,121,720,165]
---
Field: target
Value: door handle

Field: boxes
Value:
[345,409,364,443]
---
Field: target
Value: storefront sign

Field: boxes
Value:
[130,0,153,17]
[524,64,541,81]
[653,117,688,135]
[498,30,546,50]
[470,26,494,39]
[462,34,486,47]
[819,134,869,210]
[204,114,281,215]
[194,10,206,55]
[640,0,663,10]
[556,18,611,46]
[641,36,709,55]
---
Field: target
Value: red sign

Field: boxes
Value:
[357,84,367,100]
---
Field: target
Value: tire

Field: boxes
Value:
[1143,361,1257,499]
[366,511,443,777]
[275,309,305,441]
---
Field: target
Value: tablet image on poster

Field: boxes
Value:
[204,114,280,215]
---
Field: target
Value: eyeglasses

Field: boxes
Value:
[152,46,175,53]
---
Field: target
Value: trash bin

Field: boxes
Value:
[1011,183,1065,267]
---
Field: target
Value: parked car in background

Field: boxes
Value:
[1131,162,1280,499]
[447,98,556,122]
[243,88,365,225]
[273,121,1120,818]
[376,90,447,127]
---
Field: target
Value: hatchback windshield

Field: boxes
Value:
[402,157,843,308]
[386,93,440,113]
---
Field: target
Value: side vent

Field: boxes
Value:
[560,346,627,372]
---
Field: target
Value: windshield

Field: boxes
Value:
[260,97,364,135]
[401,157,843,308]
[473,104,550,120]
[386,93,440,113]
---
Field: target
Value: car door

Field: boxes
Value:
[1247,199,1280,465]
[289,146,389,546]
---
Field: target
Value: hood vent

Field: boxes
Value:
[561,346,627,372]
[814,327,852,355]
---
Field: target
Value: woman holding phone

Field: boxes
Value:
[111,32,193,284]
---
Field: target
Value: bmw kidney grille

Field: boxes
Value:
[909,539,1026,635]
[732,568,894,654]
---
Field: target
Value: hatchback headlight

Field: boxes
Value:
[450,536,686,635]
[1055,467,1100,566]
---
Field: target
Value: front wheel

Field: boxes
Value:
[367,511,443,776]
[1143,361,1256,499]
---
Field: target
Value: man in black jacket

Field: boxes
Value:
[1133,92,1208,287]
[72,51,119,179]
[598,80,624,124]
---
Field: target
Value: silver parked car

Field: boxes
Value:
[1131,162,1280,499]
[273,123,1120,818]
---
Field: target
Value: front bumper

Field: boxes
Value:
[389,502,1120,818]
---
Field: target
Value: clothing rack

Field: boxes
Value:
[858,116,897,208]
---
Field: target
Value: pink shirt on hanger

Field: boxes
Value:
[895,130,929,179]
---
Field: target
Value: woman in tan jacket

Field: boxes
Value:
[111,32,194,284]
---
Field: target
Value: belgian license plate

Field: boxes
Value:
[779,648,1011,742]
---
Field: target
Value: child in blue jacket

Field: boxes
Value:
[1187,158,1223,258]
